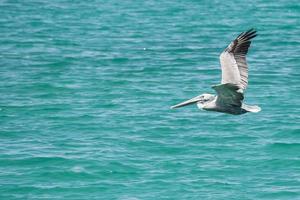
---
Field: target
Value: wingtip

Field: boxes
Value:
[239,28,257,40]
[246,28,257,34]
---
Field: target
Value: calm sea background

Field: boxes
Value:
[1,0,300,199]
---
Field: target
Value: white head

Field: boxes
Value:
[171,93,215,109]
[196,93,215,109]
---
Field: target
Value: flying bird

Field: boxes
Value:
[171,29,261,115]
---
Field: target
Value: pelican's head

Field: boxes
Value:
[171,93,215,109]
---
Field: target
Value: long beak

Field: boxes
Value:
[171,95,202,109]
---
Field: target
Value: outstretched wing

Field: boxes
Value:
[212,83,244,107]
[219,29,257,90]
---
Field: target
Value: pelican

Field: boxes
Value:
[171,29,261,115]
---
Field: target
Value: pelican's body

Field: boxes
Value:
[171,29,261,115]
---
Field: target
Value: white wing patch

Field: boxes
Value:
[219,29,257,90]
[220,52,241,86]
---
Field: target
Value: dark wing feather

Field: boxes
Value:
[212,83,244,107]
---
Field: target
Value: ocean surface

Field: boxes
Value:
[1,0,300,199]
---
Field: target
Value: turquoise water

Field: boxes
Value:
[1,0,300,199]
